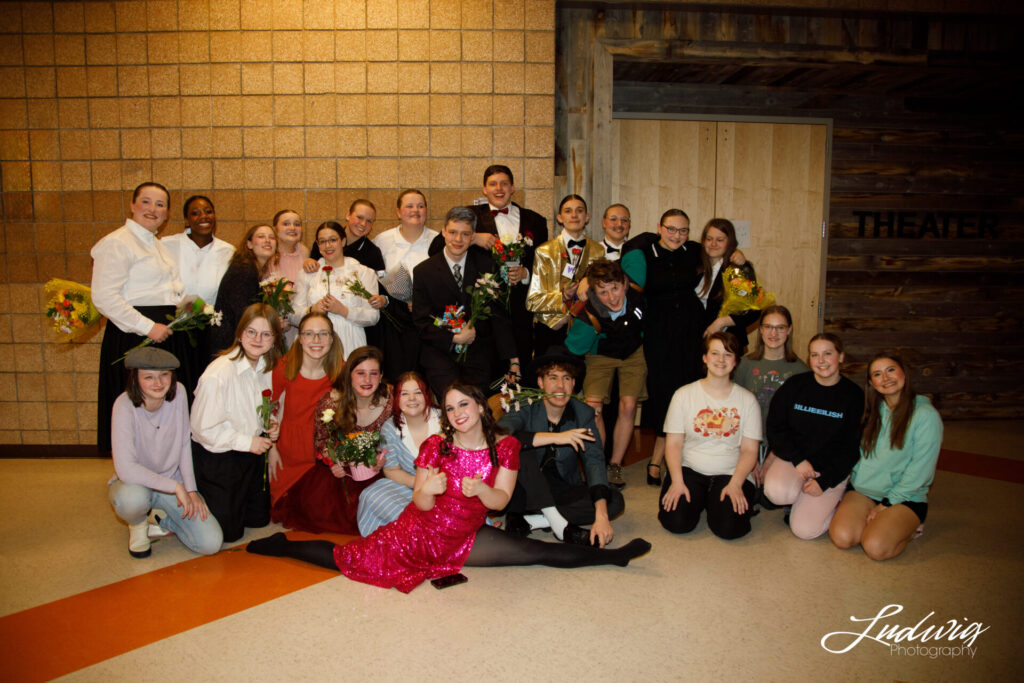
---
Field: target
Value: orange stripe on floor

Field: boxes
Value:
[0,531,353,683]
[937,449,1024,484]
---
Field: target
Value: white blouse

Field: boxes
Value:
[90,219,185,336]
[161,233,234,305]
[373,225,438,284]
[292,257,380,357]
[191,353,272,454]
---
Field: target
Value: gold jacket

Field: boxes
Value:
[526,235,607,329]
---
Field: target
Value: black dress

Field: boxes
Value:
[621,239,704,433]
[697,260,760,356]
[211,259,261,356]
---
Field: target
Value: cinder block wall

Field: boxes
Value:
[0,0,555,446]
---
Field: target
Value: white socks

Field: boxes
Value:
[541,507,569,540]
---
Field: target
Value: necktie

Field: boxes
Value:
[453,263,463,288]
[490,207,509,217]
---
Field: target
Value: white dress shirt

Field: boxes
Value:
[90,219,185,336]
[191,352,272,454]
[292,257,380,356]
[697,259,724,310]
[489,202,521,244]
[373,225,438,284]
[161,233,235,305]
[602,239,624,261]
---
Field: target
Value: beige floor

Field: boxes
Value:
[1,422,1022,682]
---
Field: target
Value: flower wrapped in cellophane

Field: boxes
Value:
[257,277,295,319]
[44,279,102,342]
[114,297,223,364]
[719,265,774,317]
[491,233,532,286]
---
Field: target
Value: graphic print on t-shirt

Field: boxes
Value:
[693,407,740,438]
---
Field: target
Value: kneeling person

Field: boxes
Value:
[499,347,624,547]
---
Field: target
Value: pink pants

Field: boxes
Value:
[763,458,847,540]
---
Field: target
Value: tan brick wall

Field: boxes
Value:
[0,0,555,446]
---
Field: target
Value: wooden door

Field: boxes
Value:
[612,118,828,355]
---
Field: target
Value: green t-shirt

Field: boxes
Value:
[735,356,809,435]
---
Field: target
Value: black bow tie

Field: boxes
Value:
[604,242,620,254]
[567,239,585,250]
[490,207,509,217]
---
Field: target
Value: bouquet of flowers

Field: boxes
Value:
[317,408,382,485]
[719,265,774,317]
[456,273,503,362]
[433,304,467,355]
[114,297,223,364]
[257,389,279,490]
[43,279,102,342]
[346,277,401,330]
[491,233,533,286]
[257,277,295,319]
[496,381,584,413]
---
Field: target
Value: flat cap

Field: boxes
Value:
[124,347,180,370]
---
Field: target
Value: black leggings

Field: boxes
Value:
[658,467,756,540]
[246,527,650,572]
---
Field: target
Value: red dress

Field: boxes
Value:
[334,434,520,593]
[271,385,391,534]
[269,361,332,505]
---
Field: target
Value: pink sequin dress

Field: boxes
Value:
[334,433,520,593]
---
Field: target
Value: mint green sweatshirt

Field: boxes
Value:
[851,395,943,505]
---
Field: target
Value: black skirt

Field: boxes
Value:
[96,305,198,452]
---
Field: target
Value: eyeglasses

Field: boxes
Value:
[317,237,341,246]
[661,225,690,235]
[243,328,275,341]
[300,330,332,341]
[761,324,789,333]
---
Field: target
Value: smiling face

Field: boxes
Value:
[185,198,216,238]
[601,206,631,244]
[593,279,627,313]
[809,339,844,385]
[703,226,729,261]
[444,388,484,435]
[130,186,170,233]
[240,316,275,361]
[316,227,345,263]
[869,357,906,401]
[246,225,277,265]
[397,192,426,229]
[138,369,173,404]
[346,202,376,239]
[658,214,690,251]
[557,198,589,238]
[350,359,382,399]
[298,317,332,361]
[760,312,791,352]
[274,212,302,247]
[398,379,427,419]
[482,172,514,210]
[443,220,474,261]
[703,338,737,379]
[538,367,575,409]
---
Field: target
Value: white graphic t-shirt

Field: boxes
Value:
[663,381,762,478]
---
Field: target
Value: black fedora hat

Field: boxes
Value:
[526,345,586,384]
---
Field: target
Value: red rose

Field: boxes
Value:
[322,266,333,273]
[262,389,272,398]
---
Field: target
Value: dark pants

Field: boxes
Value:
[658,467,756,540]
[533,323,567,358]
[505,448,625,525]
[192,441,270,543]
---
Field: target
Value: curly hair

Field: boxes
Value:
[438,381,508,468]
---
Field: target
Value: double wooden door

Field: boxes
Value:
[611,118,828,354]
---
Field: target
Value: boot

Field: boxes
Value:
[129,520,152,558]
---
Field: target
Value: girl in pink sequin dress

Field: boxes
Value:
[248,382,652,592]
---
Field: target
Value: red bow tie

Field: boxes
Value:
[490,207,509,216]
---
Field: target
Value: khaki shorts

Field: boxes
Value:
[583,346,648,404]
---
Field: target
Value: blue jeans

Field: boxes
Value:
[108,480,223,555]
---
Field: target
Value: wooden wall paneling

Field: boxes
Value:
[714,122,827,355]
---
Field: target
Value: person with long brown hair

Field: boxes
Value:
[211,223,278,354]
[190,303,283,543]
[267,312,346,532]
[247,381,652,593]
[830,352,943,560]
[763,333,864,540]
[304,346,392,534]
[695,218,761,353]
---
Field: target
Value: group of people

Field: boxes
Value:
[94,169,943,594]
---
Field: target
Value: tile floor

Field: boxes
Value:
[1,421,1021,681]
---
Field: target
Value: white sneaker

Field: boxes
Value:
[128,521,151,558]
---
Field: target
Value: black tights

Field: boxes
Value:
[246,528,651,572]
